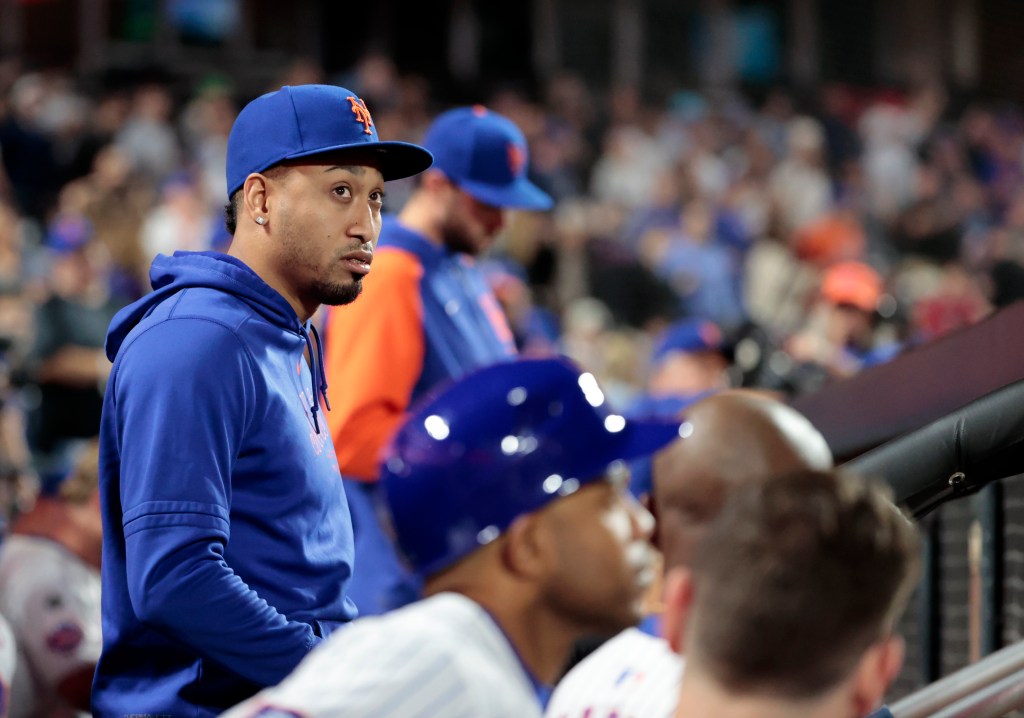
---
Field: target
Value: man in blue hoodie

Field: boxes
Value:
[92,84,433,716]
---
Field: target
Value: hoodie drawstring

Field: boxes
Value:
[302,322,331,434]
[310,322,331,412]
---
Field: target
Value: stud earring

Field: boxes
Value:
[255,217,266,225]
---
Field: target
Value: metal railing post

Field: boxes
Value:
[975,483,1004,657]
[921,514,942,684]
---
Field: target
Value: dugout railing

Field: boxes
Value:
[837,377,1024,716]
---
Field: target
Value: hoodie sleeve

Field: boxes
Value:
[113,318,319,687]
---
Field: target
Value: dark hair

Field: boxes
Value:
[687,469,921,699]
[224,191,240,236]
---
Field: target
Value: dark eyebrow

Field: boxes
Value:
[324,166,366,175]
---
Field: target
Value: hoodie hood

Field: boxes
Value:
[108,251,332,434]
[106,252,301,360]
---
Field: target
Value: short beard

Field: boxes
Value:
[314,277,364,306]
[441,219,483,257]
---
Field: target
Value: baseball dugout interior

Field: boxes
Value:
[789,302,1024,714]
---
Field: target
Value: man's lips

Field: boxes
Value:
[341,249,373,276]
[628,543,656,590]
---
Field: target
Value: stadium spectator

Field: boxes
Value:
[786,261,900,379]
[0,440,101,718]
[26,214,121,479]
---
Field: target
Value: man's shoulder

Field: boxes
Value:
[227,596,490,718]
[372,243,427,282]
[307,593,521,690]
[115,295,260,369]
[570,627,676,675]
[145,285,258,332]
[377,219,442,270]
[324,593,493,654]
[546,628,683,718]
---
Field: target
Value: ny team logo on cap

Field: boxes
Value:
[507,143,525,177]
[225,84,432,196]
[699,321,722,347]
[347,96,374,135]
[418,104,553,210]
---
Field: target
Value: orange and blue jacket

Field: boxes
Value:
[323,217,517,480]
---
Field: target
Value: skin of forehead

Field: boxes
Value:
[653,390,834,501]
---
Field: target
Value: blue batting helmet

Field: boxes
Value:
[381,356,686,579]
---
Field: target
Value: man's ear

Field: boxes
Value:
[242,173,271,225]
[848,635,905,717]
[661,565,695,654]
[501,514,553,582]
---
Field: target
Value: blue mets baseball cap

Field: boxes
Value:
[381,356,685,578]
[225,84,433,197]
[651,318,726,365]
[422,106,553,211]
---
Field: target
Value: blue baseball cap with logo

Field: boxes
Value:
[422,106,553,211]
[225,84,433,198]
[45,214,93,254]
[651,318,727,365]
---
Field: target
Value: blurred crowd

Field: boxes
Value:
[0,50,1022,522]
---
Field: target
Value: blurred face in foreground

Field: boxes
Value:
[535,469,656,635]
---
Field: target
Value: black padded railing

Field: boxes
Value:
[845,379,1024,520]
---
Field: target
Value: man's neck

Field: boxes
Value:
[228,237,313,322]
[448,585,576,687]
[675,672,837,718]
[398,195,443,246]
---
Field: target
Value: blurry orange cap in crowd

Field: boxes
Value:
[821,261,883,313]
[793,211,866,265]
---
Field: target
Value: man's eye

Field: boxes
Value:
[334,186,351,197]
[370,191,385,204]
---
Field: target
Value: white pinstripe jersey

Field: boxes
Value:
[223,592,544,718]
[545,628,683,718]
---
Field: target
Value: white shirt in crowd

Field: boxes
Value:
[545,627,683,718]
[0,612,16,718]
[224,592,546,718]
[0,535,102,718]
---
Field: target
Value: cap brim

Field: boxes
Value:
[614,416,686,464]
[285,140,434,182]
[570,415,685,487]
[458,175,554,211]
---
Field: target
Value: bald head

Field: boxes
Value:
[652,390,833,568]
